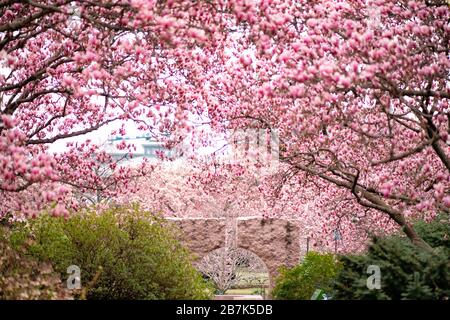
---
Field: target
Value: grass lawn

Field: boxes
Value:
[225,288,269,296]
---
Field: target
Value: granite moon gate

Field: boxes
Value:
[167,217,302,287]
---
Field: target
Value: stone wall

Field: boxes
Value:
[167,218,227,261]
[167,217,301,287]
[236,218,300,284]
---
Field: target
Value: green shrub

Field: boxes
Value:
[251,287,266,296]
[272,252,342,300]
[9,205,212,300]
[0,227,72,300]
[332,217,450,300]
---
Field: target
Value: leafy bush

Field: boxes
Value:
[333,217,450,300]
[272,252,342,300]
[9,205,212,300]
[0,227,72,300]
[251,287,267,296]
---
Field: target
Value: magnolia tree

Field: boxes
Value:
[167,0,450,250]
[257,169,395,253]
[1,0,448,252]
[0,0,233,218]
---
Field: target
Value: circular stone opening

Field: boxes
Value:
[197,247,270,298]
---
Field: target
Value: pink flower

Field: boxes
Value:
[156,16,177,29]
[53,203,68,217]
[62,74,75,87]
[1,115,16,129]
[92,70,103,80]
[306,19,317,28]
[289,84,306,98]
[239,55,252,67]
[380,182,394,197]
[443,196,450,208]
